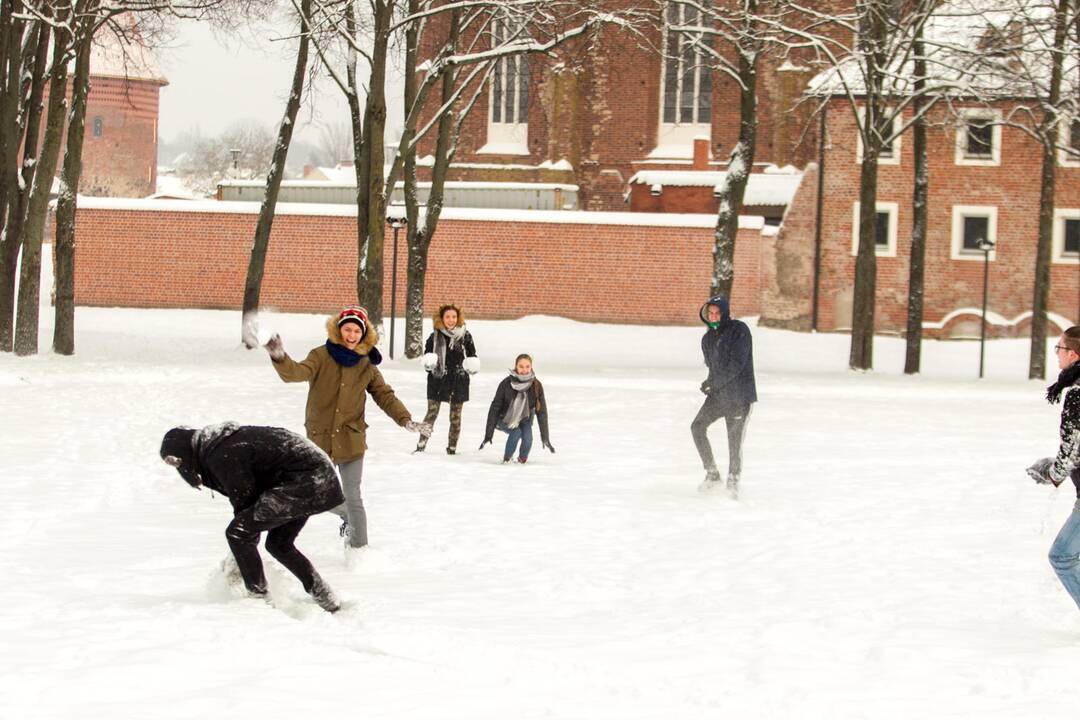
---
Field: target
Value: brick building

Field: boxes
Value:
[416,1,839,211]
[40,30,167,198]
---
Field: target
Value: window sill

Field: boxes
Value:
[476,142,531,156]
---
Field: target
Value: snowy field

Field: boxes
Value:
[3,282,1080,718]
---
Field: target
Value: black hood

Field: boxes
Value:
[699,295,731,326]
[160,427,201,488]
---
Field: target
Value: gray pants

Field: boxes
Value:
[331,457,367,548]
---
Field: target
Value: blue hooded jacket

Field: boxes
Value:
[700,295,757,408]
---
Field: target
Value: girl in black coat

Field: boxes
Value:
[480,354,554,463]
[417,304,479,454]
[160,422,344,612]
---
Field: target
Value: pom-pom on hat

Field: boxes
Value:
[337,306,369,332]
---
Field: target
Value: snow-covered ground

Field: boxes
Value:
[3,281,1079,718]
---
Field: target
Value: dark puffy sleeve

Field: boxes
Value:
[1052,388,1080,484]
[535,380,550,446]
[465,331,477,358]
[424,333,435,354]
[484,377,509,442]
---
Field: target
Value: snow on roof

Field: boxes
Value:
[75,195,768,230]
[219,179,579,192]
[414,157,574,172]
[628,168,803,207]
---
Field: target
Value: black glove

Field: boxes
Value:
[265,333,285,361]
[479,439,491,450]
[1027,457,1058,485]
[543,442,555,454]
[700,380,713,395]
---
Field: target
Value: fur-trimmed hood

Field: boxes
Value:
[433,304,466,331]
[325,314,378,355]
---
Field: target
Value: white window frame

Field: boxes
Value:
[950,205,998,261]
[479,16,530,156]
[1052,208,1080,264]
[653,1,712,156]
[855,108,901,166]
[954,109,1002,167]
[851,201,898,258]
[1058,115,1080,168]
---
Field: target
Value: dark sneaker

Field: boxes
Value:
[446,447,456,455]
[309,575,340,613]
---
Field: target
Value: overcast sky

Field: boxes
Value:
[156,18,402,146]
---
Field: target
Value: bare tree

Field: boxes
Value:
[241,0,313,345]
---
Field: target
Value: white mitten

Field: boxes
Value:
[463,356,481,374]
[422,353,438,371]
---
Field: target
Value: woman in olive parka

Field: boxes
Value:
[264,306,430,549]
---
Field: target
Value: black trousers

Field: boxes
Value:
[691,396,751,475]
[225,508,316,595]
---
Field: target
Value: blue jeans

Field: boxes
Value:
[1049,499,1080,612]
[497,418,533,461]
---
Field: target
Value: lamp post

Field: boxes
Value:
[977,237,995,379]
[386,205,407,360]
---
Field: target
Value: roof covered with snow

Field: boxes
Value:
[628,167,803,207]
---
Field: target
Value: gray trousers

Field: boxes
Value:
[330,457,367,548]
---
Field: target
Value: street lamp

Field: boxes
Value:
[386,204,408,360]
[977,237,995,379]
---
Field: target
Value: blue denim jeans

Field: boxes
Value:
[1049,499,1080,612]
[497,418,533,461]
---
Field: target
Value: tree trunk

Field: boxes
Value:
[53,23,94,355]
[711,37,757,299]
[904,30,929,375]
[356,0,391,324]
[850,138,879,371]
[1028,0,1069,380]
[14,25,70,356]
[404,8,459,358]
[0,0,26,351]
[240,0,311,345]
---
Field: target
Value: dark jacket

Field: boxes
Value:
[484,375,550,446]
[1050,383,1080,497]
[274,315,411,463]
[161,423,345,524]
[700,295,757,411]
[424,308,478,403]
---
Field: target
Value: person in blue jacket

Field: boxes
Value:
[691,295,757,496]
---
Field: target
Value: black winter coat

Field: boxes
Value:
[700,296,757,412]
[164,423,345,524]
[425,329,478,403]
[1050,384,1080,498]
[484,376,550,445]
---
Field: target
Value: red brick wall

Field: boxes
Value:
[71,203,763,325]
[809,99,1080,335]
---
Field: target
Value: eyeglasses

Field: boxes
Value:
[1055,345,1073,353]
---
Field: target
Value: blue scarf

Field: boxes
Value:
[326,340,382,367]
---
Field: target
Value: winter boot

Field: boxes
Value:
[339,518,350,538]
[502,456,512,464]
[518,456,528,464]
[414,436,428,453]
[446,446,457,455]
[726,473,740,499]
[698,467,722,492]
[309,573,340,613]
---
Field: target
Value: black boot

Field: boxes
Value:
[309,573,340,613]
